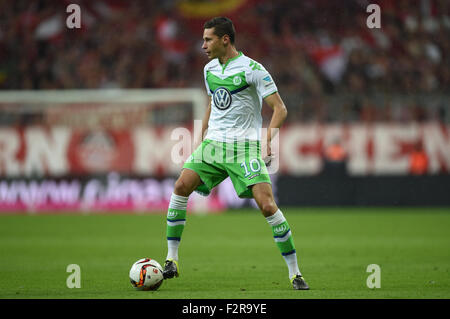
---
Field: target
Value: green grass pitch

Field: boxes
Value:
[0,207,449,299]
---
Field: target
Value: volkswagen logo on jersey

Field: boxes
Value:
[213,86,232,110]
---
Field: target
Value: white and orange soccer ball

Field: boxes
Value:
[129,258,164,291]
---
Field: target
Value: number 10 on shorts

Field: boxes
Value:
[240,159,261,177]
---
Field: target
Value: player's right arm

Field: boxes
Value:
[263,92,287,159]
[198,63,212,147]
[193,96,211,150]
[201,96,211,141]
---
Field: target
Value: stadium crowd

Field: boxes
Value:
[0,0,449,123]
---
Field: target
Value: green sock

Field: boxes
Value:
[266,210,301,278]
[272,220,296,257]
[166,208,186,241]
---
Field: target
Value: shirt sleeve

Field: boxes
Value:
[249,62,278,99]
[204,66,212,96]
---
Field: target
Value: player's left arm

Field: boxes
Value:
[263,92,288,158]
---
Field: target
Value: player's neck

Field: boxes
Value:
[218,47,240,65]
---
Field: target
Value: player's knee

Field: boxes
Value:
[260,200,278,217]
[174,178,193,197]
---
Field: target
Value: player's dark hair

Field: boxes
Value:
[203,17,236,44]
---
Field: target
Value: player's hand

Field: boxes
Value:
[262,140,272,167]
[263,154,273,167]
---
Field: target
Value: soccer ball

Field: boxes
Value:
[129,258,164,291]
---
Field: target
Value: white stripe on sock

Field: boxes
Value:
[265,209,286,226]
[283,253,301,279]
[169,193,189,211]
[273,230,292,242]
[166,240,180,261]
[167,220,186,226]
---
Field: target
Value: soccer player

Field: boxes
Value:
[163,17,309,290]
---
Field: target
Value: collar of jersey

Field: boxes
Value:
[219,51,243,74]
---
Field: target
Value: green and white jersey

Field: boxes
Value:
[203,51,278,142]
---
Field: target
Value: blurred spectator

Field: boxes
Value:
[409,141,429,175]
[321,137,348,177]
[0,0,449,123]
